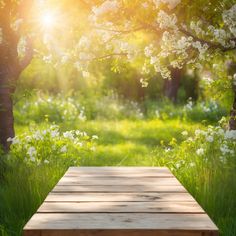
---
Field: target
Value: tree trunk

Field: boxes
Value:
[226,62,236,130]
[229,88,236,130]
[0,69,17,152]
[164,68,182,103]
[0,3,33,152]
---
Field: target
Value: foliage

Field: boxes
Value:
[1,116,236,235]
[0,124,96,235]
[153,120,236,235]
[14,93,227,124]
[6,125,96,166]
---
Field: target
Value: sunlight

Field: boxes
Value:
[40,11,57,29]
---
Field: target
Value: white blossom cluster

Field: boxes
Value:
[157,10,177,29]
[83,1,236,86]
[223,4,236,37]
[92,0,119,17]
[153,0,181,10]
[7,125,97,164]
[19,96,87,122]
[185,125,236,161]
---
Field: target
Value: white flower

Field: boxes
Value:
[60,145,67,153]
[44,159,50,164]
[92,0,119,16]
[150,56,158,65]
[184,99,193,110]
[157,10,177,29]
[217,128,224,136]
[206,136,214,142]
[82,71,90,78]
[195,129,202,136]
[220,144,231,155]
[153,0,181,10]
[78,110,87,121]
[7,137,20,145]
[175,163,181,169]
[181,131,188,136]
[50,130,59,138]
[165,147,171,152]
[75,130,82,135]
[155,110,160,118]
[203,106,210,112]
[92,135,99,140]
[144,44,154,57]
[196,148,204,156]
[233,73,236,84]
[27,147,37,158]
[140,78,148,87]
[189,162,196,167]
[63,131,74,139]
[33,131,43,140]
[225,130,236,140]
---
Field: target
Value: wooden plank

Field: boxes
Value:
[24,213,218,231]
[23,167,219,236]
[52,185,187,193]
[24,229,219,236]
[68,167,171,172]
[57,177,181,186]
[64,173,174,178]
[45,192,195,202]
[66,167,173,176]
[38,201,204,213]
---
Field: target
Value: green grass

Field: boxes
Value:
[1,118,235,236]
[58,119,203,165]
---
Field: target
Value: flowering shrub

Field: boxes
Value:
[155,119,236,172]
[14,94,86,124]
[145,99,226,122]
[152,119,236,235]
[7,125,97,166]
[15,93,145,122]
[183,99,227,123]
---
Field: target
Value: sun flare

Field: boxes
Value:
[40,11,57,29]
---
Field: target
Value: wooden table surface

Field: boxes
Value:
[23,167,219,236]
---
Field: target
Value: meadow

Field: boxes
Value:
[0,94,235,236]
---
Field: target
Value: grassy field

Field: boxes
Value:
[0,97,235,235]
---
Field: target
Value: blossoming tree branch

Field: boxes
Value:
[77,0,236,128]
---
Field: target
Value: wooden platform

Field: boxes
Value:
[23,167,219,236]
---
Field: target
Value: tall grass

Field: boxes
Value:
[0,94,234,236]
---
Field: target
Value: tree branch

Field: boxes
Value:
[179,27,236,52]
[91,52,128,61]
[94,26,145,34]
[19,36,34,72]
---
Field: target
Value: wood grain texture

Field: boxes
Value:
[45,192,195,202]
[24,213,218,231]
[23,167,219,235]
[52,185,187,193]
[57,177,181,186]
[65,167,173,178]
[38,201,204,213]
[68,167,172,172]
